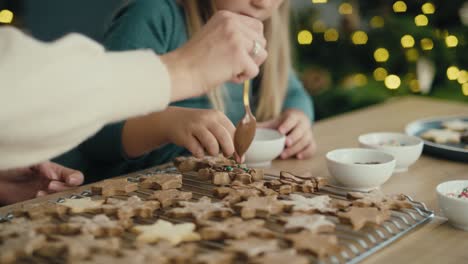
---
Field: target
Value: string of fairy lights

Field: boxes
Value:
[297,0,467,96]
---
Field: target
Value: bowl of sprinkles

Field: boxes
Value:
[437,180,468,231]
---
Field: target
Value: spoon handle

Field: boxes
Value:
[243,80,250,108]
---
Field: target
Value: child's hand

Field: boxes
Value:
[162,107,236,158]
[258,109,317,160]
[0,161,84,205]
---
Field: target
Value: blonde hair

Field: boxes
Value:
[181,0,291,121]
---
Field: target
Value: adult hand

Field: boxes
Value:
[0,161,84,205]
[258,109,317,160]
[162,10,267,102]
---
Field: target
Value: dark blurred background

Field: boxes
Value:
[1,0,467,120]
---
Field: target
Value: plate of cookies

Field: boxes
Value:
[405,116,468,162]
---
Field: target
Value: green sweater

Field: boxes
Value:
[54,0,314,182]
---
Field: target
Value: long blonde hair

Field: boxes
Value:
[181,0,291,121]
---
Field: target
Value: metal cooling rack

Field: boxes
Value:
[0,166,434,264]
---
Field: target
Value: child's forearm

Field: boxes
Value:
[121,112,171,158]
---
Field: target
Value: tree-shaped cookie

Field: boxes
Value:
[91,178,138,197]
[146,189,193,208]
[131,219,200,245]
[57,197,104,214]
[347,190,413,210]
[37,234,120,260]
[235,196,286,219]
[198,217,275,240]
[59,214,128,237]
[102,196,160,219]
[250,249,309,264]
[337,206,391,230]
[279,214,336,233]
[282,194,337,214]
[139,173,182,190]
[0,231,46,264]
[225,237,280,257]
[167,196,233,222]
[285,231,339,258]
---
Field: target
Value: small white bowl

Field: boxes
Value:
[436,180,468,231]
[359,132,423,173]
[245,128,286,168]
[326,148,396,191]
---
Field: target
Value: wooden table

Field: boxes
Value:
[1,96,467,263]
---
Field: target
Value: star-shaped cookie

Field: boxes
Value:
[167,196,233,222]
[131,219,200,245]
[102,196,160,219]
[285,231,339,258]
[337,206,391,230]
[235,195,286,219]
[198,217,275,240]
[280,214,336,233]
[282,194,336,214]
[91,178,138,197]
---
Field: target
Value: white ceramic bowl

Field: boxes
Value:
[436,180,468,231]
[245,128,286,168]
[326,148,396,191]
[359,132,423,173]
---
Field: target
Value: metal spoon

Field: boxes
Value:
[233,80,257,163]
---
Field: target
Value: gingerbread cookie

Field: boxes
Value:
[0,231,46,264]
[214,186,261,205]
[174,155,236,172]
[91,178,138,197]
[285,231,339,258]
[337,206,391,230]
[442,119,468,132]
[235,195,286,219]
[282,194,337,214]
[0,217,55,238]
[280,171,327,193]
[59,214,128,237]
[347,190,413,210]
[421,129,461,144]
[132,219,200,245]
[198,217,275,240]
[139,173,182,190]
[12,202,66,219]
[167,196,233,222]
[225,237,280,257]
[38,234,120,260]
[103,196,160,219]
[199,165,263,185]
[57,197,104,214]
[194,251,235,264]
[134,242,198,264]
[146,189,193,208]
[250,249,309,264]
[280,214,336,234]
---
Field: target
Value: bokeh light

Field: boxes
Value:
[422,3,435,14]
[324,28,339,42]
[370,16,385,28]
[457,70,467,84]
[462,83,468,96]
[410,80,421,93]
[445,35,458,48]
[312,0,327,3]
[393,1,407,13]
[0,9,13,24]
[406,48,419,61]
[374,48,390,62]
[400,35,415,48]
[339,3,353,15]
[415,14,429,26]
[385,75,401,89]
[373,67,388,81]
[312,20,327,33]
[298,30,313,45]
[420,38,434,50]
[446,66,460,80]
[351,31,368,45]
[354,74,368,86]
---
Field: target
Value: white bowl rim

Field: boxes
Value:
[326,148,395,167]
[251,128,285,143]
[358,132,423,149]
[436,180,468,204]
